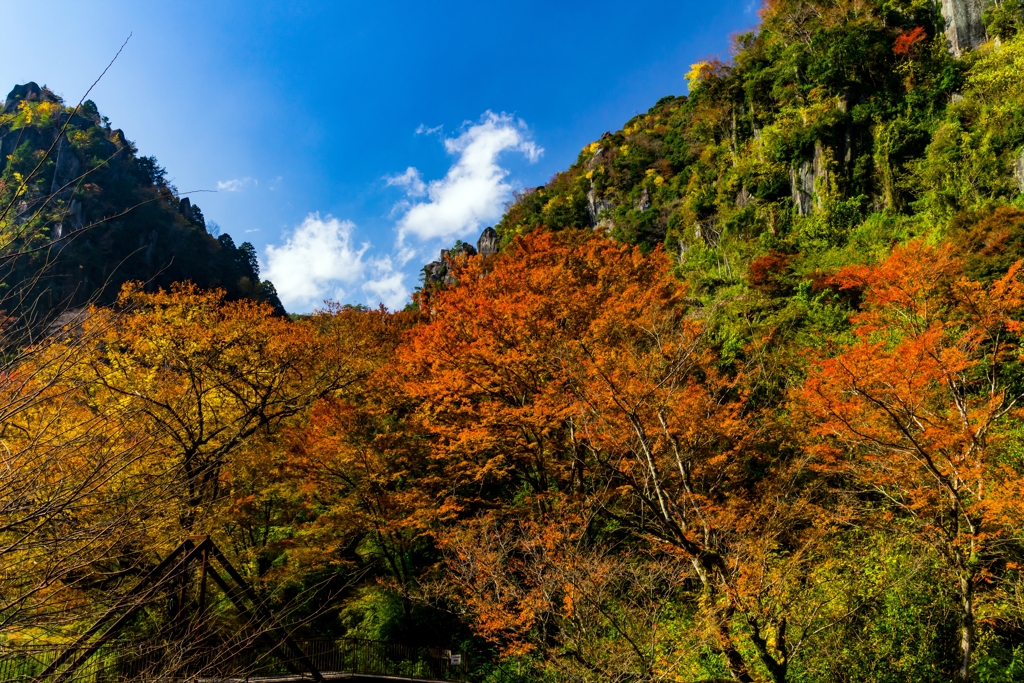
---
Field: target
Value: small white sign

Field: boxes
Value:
[450,654,462,666]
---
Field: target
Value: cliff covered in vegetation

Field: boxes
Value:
[497,0,1024,269]
[0,82,282,322]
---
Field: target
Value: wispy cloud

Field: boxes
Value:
[415,123,443,136]
[385,167,427,197]
[394,111,542,244]
[217,177,257,192]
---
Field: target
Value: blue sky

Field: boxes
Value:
[1,0,758,311]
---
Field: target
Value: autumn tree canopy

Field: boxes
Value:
[6,1,1024,681]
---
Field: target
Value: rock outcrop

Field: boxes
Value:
[791,161,814,216]
[477,227,499,257]
[736,186,751,209]
[180,197,195,222]
[694,218,721,248]
[636,187,651,212]
[791,142,830,215]
[585,145,615,230]
[421,260,446,287]
[423,241,477,287]
[1016,149,1024,193]
[587,184,614,229]
[49,135,81,200]
[423,227,501,289]
[2,81,49,114]
[940,0,990,56]
[0,122,43,167]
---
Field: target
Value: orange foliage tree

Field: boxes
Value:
[440,504,692,681]
[267,306,443,622]
[0,323,174,638]
[801,241,1024,682]
[402,230,833,683]
[77,285,379,536]
[1,283,417,641]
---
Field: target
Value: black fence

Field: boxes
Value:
[0,637,520,682]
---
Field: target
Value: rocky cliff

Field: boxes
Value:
[421,227,500,289]
[941,0,990,56]
[1017,148,1024,192]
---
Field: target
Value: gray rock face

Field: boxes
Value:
[53,198,84,241]
[791,142,829,215]
[69,199,84,231]
[1016,148,1024,193]
[423,241,478,288]
[47,307,89,338]
[694,218,721,248]
[180,197,194,221]
[441,244,477,286]
[736,186,751,208]
[0,130,16,162]
[144,230,158,266]
[1,125,43,166]
[422,260,446,286]
[677,239,689,260]
[48,133,83,241]
[791,161,815,216]
[586,184,614,230]
[446,242,477,260]
[585,146,615,231]
[941,0,989,56]
[477,226,499,257]
[110,129,129,149]
[813,142,829,210]
[636,187,651,212]
[49,135,81,198]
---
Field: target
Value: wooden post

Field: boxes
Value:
[195,545,208,641]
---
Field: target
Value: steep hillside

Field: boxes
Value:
[494,0,1024,347]
[0,82,282,322]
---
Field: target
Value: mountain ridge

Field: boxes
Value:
[0,81,283,321]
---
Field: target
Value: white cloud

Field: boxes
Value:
[217,177,257,192]
[362,256,409,311]
[394,111,542,244]
[264,214,369,311]
[385,167,427,197]
[261,112,541,314]
[416,124,444,136]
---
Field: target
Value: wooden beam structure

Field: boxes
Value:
[32,536,323,683]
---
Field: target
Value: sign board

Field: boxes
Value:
[450,654,462,666]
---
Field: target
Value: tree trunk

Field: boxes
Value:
[722,641,754,683]
[957,571,975,683]
[748,618,787,683]
[715,618,753,683]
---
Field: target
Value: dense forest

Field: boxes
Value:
[4,1,1024,682]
